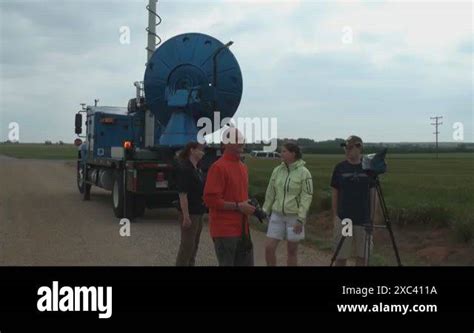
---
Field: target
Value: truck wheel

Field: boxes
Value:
[77,162,85,194]
[112,171,133,219]
[83,182,91,201]
[134,195,146,218]
[79,163,91,201]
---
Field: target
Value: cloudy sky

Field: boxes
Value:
[0,0,472,143]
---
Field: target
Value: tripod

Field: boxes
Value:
[329,175,402,266]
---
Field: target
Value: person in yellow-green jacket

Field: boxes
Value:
[262,142,314,266]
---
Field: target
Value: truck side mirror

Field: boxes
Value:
[75,113,82,134]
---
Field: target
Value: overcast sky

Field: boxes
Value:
[0,0,472,143]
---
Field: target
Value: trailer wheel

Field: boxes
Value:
[134,195,146,218]
[112,170,133,219]
[83,181,91,201]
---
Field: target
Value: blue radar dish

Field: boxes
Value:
[144,32,243,144]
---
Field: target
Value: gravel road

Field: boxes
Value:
[0,155,327,266]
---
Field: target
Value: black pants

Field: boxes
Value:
[213,237,254,266]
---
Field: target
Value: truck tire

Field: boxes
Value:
[83,181,91,201]
[134,195,146,218]
[112,170,134,219]
[77,161,85,194]
[79,163,91,201]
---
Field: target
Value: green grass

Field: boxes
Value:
[3,145,471,227]
[0,143,77,160]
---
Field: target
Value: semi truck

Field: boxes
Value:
[74,1,243,219]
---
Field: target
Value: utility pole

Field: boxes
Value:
[430,116,443,159]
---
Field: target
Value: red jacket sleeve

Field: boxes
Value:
[203,163,226,209]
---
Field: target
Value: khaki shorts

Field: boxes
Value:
[333,216,373,260]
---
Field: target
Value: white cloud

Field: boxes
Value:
[0,0,472,142]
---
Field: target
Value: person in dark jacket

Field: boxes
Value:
[175,142,206,266]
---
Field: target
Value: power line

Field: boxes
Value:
[430,116,443,159]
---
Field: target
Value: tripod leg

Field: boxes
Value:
[363,186,379,267]
[386,223,402,266]
[330,235,346,267]
[363,227,372,266]
[376,180,402,266]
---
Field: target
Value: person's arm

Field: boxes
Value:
[332,188,338,219]
[369,188,376,221]
[179,193,190,218]
[330,166,339,219]
[297,168,313,224]
[262,168,277,215]
[176,165,193,227]
[203,164,255,215]
[178,192,192,228]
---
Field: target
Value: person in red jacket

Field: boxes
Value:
[203,127,256,266]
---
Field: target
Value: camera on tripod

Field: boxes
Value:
[248,197,267,223]
[362,148,388,176]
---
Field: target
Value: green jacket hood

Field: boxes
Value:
[279,159,306,170]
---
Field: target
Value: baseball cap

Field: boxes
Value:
[340,135,363,147]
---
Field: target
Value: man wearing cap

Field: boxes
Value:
[330,135,376,266]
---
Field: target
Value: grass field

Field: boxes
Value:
[0,143,78,160]
[1,143,473,264]
[246,152,474,265]
[247,152,474,219]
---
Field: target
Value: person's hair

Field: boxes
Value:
[178,142,202,161]
[283,142,302,160]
